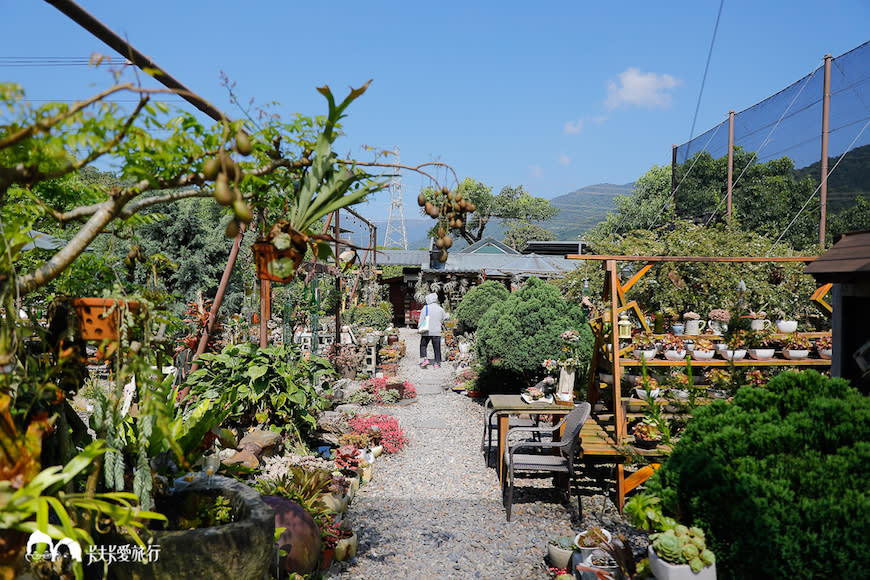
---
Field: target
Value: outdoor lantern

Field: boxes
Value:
[618,313,632,339]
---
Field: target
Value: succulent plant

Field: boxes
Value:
[651,525,715,572]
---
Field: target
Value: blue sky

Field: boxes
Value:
[2,1,868,220]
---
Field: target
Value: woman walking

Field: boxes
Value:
[419,292,449,369]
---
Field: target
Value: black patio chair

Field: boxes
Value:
[502,402,591,521]
[480,397,537,467]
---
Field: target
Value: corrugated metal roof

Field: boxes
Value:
[376,249,427,266]
[804,231,870,282]
[424,253,578,276]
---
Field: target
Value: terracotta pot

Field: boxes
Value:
[321,547,334,570]
[387,334,398,345]
[252,241,299,283]
[73,297,140,341]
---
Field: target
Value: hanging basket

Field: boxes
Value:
[252,241,299,283]
[72,298,140,341]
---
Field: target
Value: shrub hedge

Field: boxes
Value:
[344,301,393,331]
[453,280,510,333]
[474,276,592,387]
[647,370,870,579]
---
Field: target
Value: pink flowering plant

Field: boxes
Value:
[355,377,416,405]
[348,414,408,454]
[708,309,731,323]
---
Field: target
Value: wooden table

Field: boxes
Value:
[488,394,574,486]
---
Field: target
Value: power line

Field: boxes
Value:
[686,0,725,155]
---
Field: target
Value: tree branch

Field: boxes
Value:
[0,84,134,150]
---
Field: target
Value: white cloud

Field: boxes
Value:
[558,154,571,166]
[606,68,681,109]
[564,119,584,135]
[529,164,542,178]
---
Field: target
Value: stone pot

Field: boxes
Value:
[334,532,358,562]
[105,476,274,580]
[647,545,716,580]
[547,540,574,570]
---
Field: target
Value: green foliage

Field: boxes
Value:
[344,301,392,331]
[502,223,555,251]
[647,371,870,578]
[474,277,592,387]
[182,342,333,444]
[567,219,820,324]
[650,526,714,572]
[420,179,558,245]
[453,280,510,333]
[592,151,822,251]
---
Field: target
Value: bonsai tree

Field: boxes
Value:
[474,277,592,388]
[453,280,510,334]
[646,370,870,578]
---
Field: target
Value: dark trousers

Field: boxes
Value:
[420,335,442,364]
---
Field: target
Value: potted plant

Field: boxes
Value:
[690,338,715,361]
[816,335,833,359]
[249,85,388,284]
[631,331,658,361]
[720,329,748,361]
[682,312,705,336]
[574,526,612,564]
[706,309,730,336]
[547,536,575,570]
[632,420,663,449]
[661,333,686,361]
[782,333,811,360]
[772,307,798,333]
[746,327,776,360]
[648,525,716,579]
[747,310,772,331]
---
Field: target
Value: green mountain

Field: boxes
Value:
[544,182,634,239]
[794,143,870,212]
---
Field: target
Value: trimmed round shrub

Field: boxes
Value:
[344,301,392,330]
[454,280,510,333]
[474,276,592,387]
[647,370,870,579]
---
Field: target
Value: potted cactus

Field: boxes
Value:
[648,525,716,579]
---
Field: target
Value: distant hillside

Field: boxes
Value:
[794,143,870,212]
[353,182,634,249]
[544,182,634,239]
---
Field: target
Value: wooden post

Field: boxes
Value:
[259,278,270,348]
[334,210,342,346]
[820,54,832,247]
[727,110,735,223]
[607,260,625,443]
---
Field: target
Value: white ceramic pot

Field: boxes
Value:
[633,348,658,361]
[458,341,470,354]
[635,387,662,401]
[721,349,746,361]
[818,348,832,360]
[708,321,727,336]
[691,350,715,361]
[776,320,798,333]
[647,545,716,580]
[750,319,772,331]
[684,319,706,335]
[783,349,809,360]
[574,529,612,564]
[748,348,775,360]
[664,349,687,361]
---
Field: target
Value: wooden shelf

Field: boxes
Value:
[619,357,831,367]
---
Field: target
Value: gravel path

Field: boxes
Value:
[328,328,641,580]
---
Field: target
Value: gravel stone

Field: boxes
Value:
[327,328,647,579]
